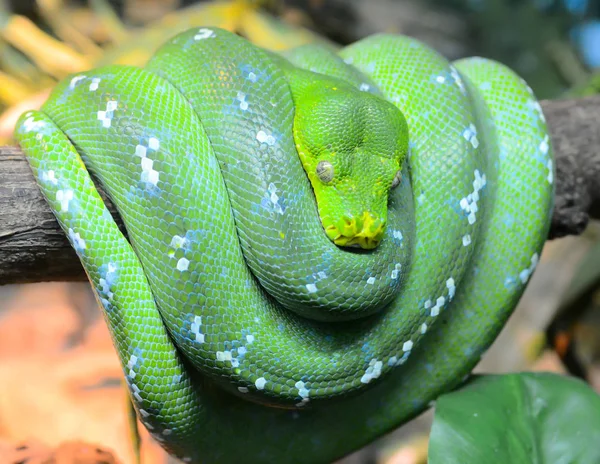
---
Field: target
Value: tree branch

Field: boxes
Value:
[0,146,123,284]
[543,96,600,237]
[1,95,600,285]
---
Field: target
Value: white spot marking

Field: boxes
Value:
[141,156,153,172]
[360,358,383,383]
[256,130,276,146]
[459,170,486,225]
[295,381,310,399]
[270,190,279,204]
[216,351,232,362]
[148,137,160,150]
[539,135,549,155]
[236,91,249,111]
[68,228,86,251]
[519,253,539,284]
[40,170,58,185]
[140,156,159,186]
[255,377,267,390]
[127,355,138,369]
[266,182,284,215]
[194,28,216,40]
[360,358,383,384]
[89,77,101,91]
[462,123,479,149]
[131,383,143,402]
[450,66,467,94]
[171,235,186,248]
[527,99,546,123]
[191,315,204,343]
[56,189,74,212]
[306,283,317,293]
[446,277,456,300]
[22,116,47,133]
[176,257,189,271]
[366,277,376,285]
[135,144,147,158]
[69,75,86,89]
[97,100,117,128]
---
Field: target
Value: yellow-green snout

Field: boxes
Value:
[290,72,408,250]
[325,210,385,250]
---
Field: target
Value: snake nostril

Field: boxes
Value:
[340,214,357,233]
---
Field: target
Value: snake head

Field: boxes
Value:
[292,77,409,249]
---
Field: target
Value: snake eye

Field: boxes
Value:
[391,169,402,189]
[316,161,334,183]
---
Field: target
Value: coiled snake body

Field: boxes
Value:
[15,28,553,463]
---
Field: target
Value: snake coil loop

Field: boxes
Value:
[15,27,553,463]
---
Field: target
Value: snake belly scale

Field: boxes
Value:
[15,27,553,463]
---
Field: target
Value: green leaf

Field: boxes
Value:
[429,372,600,464]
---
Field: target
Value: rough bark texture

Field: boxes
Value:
[544,96,600,238]
[0,146,124,284]
[1,96,600,285]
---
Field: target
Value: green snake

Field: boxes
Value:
[15,28,553,463]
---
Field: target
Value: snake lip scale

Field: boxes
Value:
[14,27,553,463]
